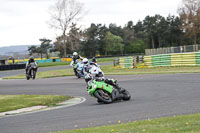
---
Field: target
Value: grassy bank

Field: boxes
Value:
[0,95,71,113]
[3,65,200,79]
[56,113,200,133]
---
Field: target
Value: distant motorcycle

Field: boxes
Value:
[89,63,104,78]
[26,62,38,80]
[87,77,131,104]
[75,61,85,78]
[71,60,84,78]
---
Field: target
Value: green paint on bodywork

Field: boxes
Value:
[88,80,113,96]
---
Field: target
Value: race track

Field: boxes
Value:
[0,73,200,133]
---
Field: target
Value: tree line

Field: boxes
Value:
[28,0,200,58]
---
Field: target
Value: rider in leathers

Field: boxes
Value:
[82,58,124,101]
[70,52,84,75]
[25,56,38,74]
[71,52,83,64]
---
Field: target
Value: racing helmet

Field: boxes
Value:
[82,58,89,65]
[73,52,78,56]
[29,56,34,60]
[92,57,96,63]
[29,56,35,63]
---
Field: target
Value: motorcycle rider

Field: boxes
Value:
[91,57,97,63]
[89,57,99,67]
[83,58,124,93]
[71,52,83,65]
[25,56,38,74]
[70,52,84,75]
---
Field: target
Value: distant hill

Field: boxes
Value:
[0,45,39,56]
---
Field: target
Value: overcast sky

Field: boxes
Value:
[0,0,182,47]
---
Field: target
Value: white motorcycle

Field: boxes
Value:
[89,63,104,77]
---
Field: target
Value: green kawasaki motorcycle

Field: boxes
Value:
[87,78,131,104]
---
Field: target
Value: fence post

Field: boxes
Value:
[133,56,137,68]
[114,58,117,67]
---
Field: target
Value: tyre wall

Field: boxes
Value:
[144,52,200,67]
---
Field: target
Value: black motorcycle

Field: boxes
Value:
[26,63,38,80]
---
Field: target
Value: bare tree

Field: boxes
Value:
[68,23,83,51]
[178,0,200,44]
[49,0,85,57]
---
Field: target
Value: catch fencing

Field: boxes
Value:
[145,44,200,56]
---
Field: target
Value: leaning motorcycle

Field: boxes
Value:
[71,60,84,78]
[87,77,131,104]
[74,61,84,78]
[89,63,104,77]
[26,63,38,80]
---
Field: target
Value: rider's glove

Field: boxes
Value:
[99,77,105,81]
[85,74,91,79]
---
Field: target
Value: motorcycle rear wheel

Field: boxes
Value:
[94,89,112,104]
[121,90,131,101]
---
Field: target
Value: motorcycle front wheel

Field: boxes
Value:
[32,70,36,79]
[94,89,112,104]
[26,70,30,80]
[74,69,81,78]
[26,74,30,80]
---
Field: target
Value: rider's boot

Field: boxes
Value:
[115,84,125,93]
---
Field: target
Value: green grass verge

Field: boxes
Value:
[0,95,71,113]
[36,57,117,68]
[102,65,200,75]
[2,68,74,79]
[56,113,200,133]
[3,65,200,79]
[38,61,70,68]
[36,57,115,68]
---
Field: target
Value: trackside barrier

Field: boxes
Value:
[119,57,134,68]
[114,57,133,68]
[114,57,136,68]
[144,52,200,67]
[61,58,72,62]
[55,59,62,62]
[9,58,72,64]
[0,64,26,71]
[114,56,145,68]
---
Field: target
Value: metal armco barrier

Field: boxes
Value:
[0,64,26,71]
[144,52,200,67]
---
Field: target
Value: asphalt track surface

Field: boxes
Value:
[1,70,200,132]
